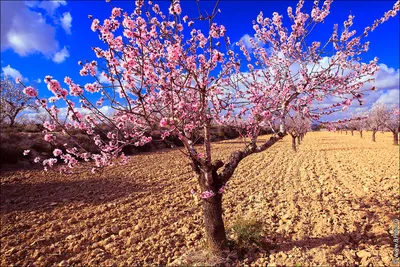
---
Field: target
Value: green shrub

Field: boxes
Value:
[231,217,263,247]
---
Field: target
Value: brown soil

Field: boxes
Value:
[1,132,399,266]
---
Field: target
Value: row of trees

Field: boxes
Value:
[15,0,400,254]
[331,103,400,145]
[285,114,312,151]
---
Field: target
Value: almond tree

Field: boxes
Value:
[285,114,311,151]
[366,103,386,142]
[19,0,399,254]
[0,76,38,127]
[353,115,368,138]
[382,106,400,145]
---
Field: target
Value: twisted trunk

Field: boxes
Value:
[191,134,283,255]
[9,115,16,127]
[291,135,297,152]
[393,130,399,145]
[372,130,377,142]
[201,172,226,254]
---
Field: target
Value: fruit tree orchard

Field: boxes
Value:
[19,0,399,254]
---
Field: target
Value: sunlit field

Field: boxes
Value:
[1,131,398,266]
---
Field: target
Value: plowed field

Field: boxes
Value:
[1,131,399,266]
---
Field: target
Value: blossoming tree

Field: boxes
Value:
[19,0,399,254]
[285,114,311,151]
[350,114,368,138]
[382,105,400,145]
[366,103,386,142]
[0,76,38,127]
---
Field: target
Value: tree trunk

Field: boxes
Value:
[360,131,363,138]
[279,119,285,135]
[394,131,399,145]
[200,170,226,254]
[9,115,16,127]
[291,135,297,152]
[297,136,301,145]
[372,131,376,142]
[202,192,226,254]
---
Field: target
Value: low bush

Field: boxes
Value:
[24,124,41,133]
[0,143,25,164]
[229,217,267,259]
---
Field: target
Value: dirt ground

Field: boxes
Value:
[1,131,399,266]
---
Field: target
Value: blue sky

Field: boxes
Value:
[1,0,399,120]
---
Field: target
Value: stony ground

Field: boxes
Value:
[1,131,399,266]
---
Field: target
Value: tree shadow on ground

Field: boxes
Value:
[0,177,146,213]
[240,194,396,264]
[270,231,391,253]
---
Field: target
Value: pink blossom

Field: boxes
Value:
[84,82,100,93]
[112,7,122,17]
[343,99,352,106]
[218,184,228,194]
[60,89,68,99]
[160,118,168,127]
[69,84,83,96]
[47,80,61,94]
[200,190,215,199]
[161,131,170,140]
[43,122,56,131]
[64,76,73,85]
[53,149,63,157]
[43,158,57,167]
[23,86,38,97]
[38,99,47,107]
[44,134,55,142]
[91,19,100,31]
[173,4,181,15]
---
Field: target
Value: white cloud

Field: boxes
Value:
[375,89,400,106]
[52,46,70,63]
[1,1,71,63]
[238,34,253,51]
[236,34,265,52]
[32,0,67,17]
[60,12,72,34]
[98,73,112,85]
[98,106,114,117]
[374,64,400,90]
[94,66,112,85]
[1,65,26,81]
[1,1,58,56]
